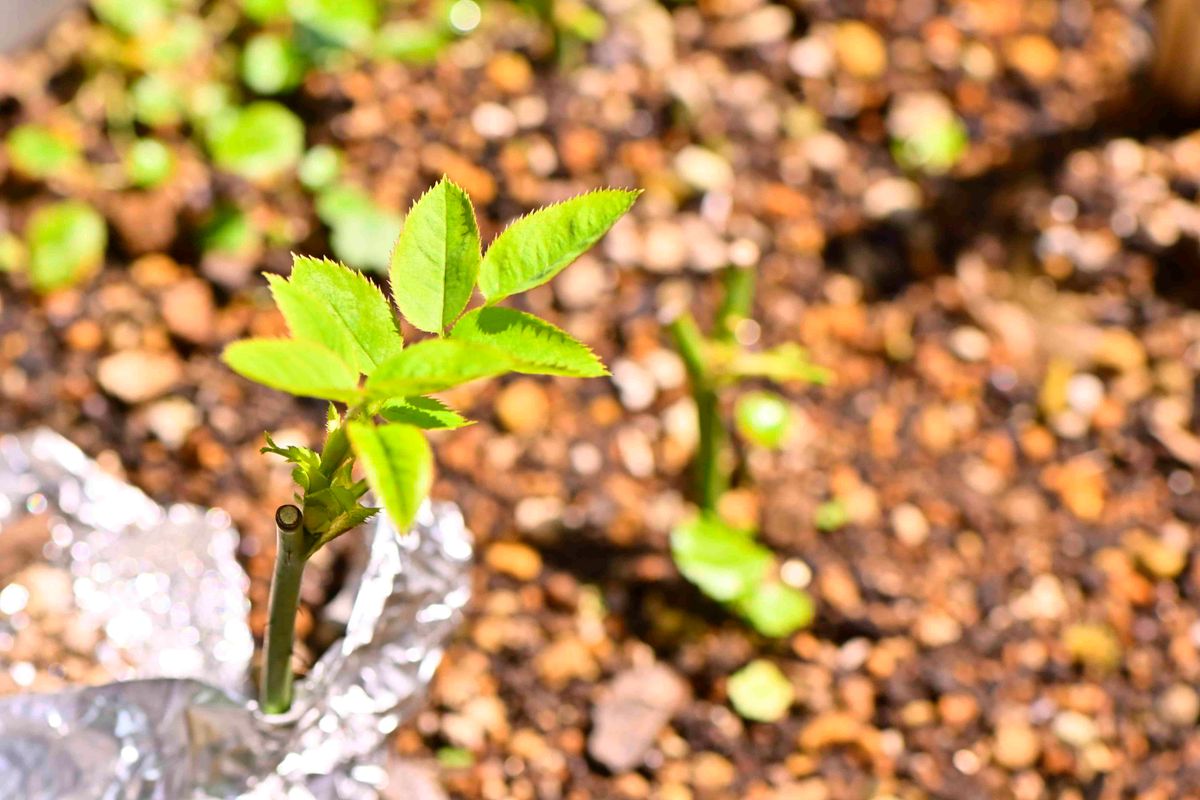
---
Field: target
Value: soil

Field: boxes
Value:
[2,1,1200,798]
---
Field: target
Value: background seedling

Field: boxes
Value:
[734,390,793,450]
[666,265,828,637]
[124,138,176,188]
[132,73,185,128]
[727,659,794,722]
[224,177,637,713]
[0,0,505,295]
[313,183,403,272]
[241,32,306,94]
[297,144,342,191]
[813,498,849,532]
[25,201,108,294]
[5,124,81,180]
[206,101,306,182]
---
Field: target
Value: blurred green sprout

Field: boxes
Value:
[728,659,794,722]
[667,266,829,637]
[25,201,108,294]
[5,125,80,180]
[125,138,175,188]
[314,184,402,272]
[207,101,305,182]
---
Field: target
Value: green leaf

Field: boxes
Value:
[289,0,379,51]
[125,138,174,188]
[315,183,377,225]
[241,32,306,95]
[187,80,235,125]
[268,255,403,375]
[262,433,324,493]
[222,338,361,401]
[436,747,475,769]
[734,391,792,450]
[670,515,772,603]
[243,0,288,23]
[373,21,448,63]
[346,421,432,533]
[142,16,206,69]
[735,582,814,638]
[451,307,606,377]
[5,125,80,179]
[478,189,639,303]
[813,499,848,532]
[207,102,305,182]
[556,0,606,40]
[381,396,472,429]
[303,483,377,549]
[727,660,795,722]
[132,73,183,128]
[91,0,168,35]
[298,145,342,190]
[315,184,403,272]
[201,205,260,256]
[389,178,481,334]
[718,342,831,385]
[26,201,107,294]
[892,114,968,176]
[366,338,511,398]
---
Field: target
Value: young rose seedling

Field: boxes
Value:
[666,266,828,638]
[224,177,637,713]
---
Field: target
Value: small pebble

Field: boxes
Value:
[1158,684,1200,727]
[495,379,550,436]
[948,327,990,362]
[484,541,543,581]
[674,146,734,192]
[890,503,930,547]
[1051,711,1098,748]
[833,21,887,79]
[97,350,183,404]
[993,722,1041,769]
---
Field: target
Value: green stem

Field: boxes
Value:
[668,312,728,512]
[694,384,726,511]
[260,504,307,714]
[716,267,756,342]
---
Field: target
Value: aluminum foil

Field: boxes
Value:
[0,428,472,799]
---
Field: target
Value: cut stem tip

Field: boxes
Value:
[275,503,302,531]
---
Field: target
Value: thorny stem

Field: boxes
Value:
[668,312,727,512]
[260,503,306,714]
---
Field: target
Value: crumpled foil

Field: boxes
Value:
[0,428,473,799]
